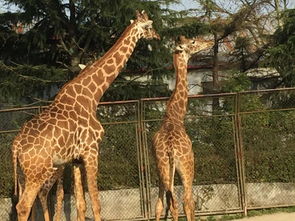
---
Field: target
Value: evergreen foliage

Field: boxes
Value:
[267,9,295,87]
[0,61,66,105]
[0,0,211,105]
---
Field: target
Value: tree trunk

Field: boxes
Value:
[212,33,219,91]
[212,32,220,112]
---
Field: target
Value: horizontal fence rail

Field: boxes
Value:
[1,88,295,220]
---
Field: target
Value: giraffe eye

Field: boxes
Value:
[192,41,195,44]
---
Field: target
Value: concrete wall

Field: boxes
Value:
[1,183,295,221]
[246,183,295,207]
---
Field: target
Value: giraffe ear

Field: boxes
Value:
[175,44,184,52]
[147,44,153,51]
[78,64,86,70]
[141,20,152,29]
[146,20,153,25]
[130,19,134,24]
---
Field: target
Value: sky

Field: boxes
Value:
[167,0,295,12]
[0,0,197,13]
[167,0,198,11]
[0,0,294,13]
[2,0,199,13]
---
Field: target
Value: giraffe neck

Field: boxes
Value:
[54,22,141,112]
[165,52,189,123]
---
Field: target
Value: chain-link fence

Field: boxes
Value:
[1,88,295,220]
[238,89,295,210]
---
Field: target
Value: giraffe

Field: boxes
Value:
[152,36,213,221]
[12,10,160,221]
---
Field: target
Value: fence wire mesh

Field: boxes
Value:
[239,90,295,209]
[1,88,295,220]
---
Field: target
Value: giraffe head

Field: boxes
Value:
[175,35,213,58]
[131,10,160,40]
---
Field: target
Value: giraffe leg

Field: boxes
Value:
[155,155,178,220]
[167,189,178,221]
[17,173,39,221]
[182,184,195,221]
[53,172,64,221]
[180,179,194,221]
[38,167,64,221]
[16,180,43,221]
[177,154,195,221]
[38,185,51,221]
[73,164,86,221]
[83,153,101,221]
[155,184,164,221]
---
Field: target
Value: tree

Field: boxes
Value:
[266,9,295,87]
[2,0,196,105]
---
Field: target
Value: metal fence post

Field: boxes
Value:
[136,100,147,219]
[138,99,152,219]
[234,93,248,216]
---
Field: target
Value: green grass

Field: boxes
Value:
[195,206,295,221]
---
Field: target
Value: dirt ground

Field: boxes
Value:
[232,212,295,221]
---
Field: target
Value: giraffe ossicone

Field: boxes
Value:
[12,10,159,221]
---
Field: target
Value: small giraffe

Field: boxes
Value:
[152,36,213,221]
[12,10,160,221]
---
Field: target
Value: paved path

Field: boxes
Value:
[232,212,295,221]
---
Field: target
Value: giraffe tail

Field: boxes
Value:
[164,148,176,219]
[167,148,176,208]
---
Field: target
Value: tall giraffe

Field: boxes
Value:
[12,10,160,221]
[152,36,213,221]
